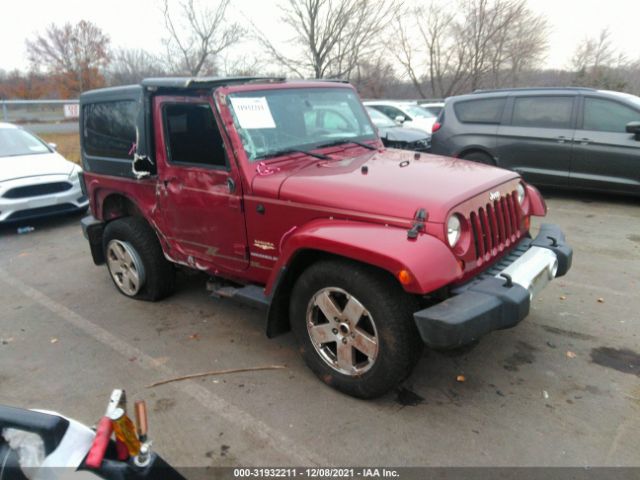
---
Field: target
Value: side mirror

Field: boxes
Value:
[394,115,406,125]
[625,121,640,140]
[132,154,153,179]
[48,143,57,150]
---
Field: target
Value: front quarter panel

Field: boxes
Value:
[266,219,462,296]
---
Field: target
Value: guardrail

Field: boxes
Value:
[1,99,79,134]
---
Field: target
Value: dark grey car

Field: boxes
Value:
[431,87,640,195]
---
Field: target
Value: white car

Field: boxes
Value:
[363,101,437,134]
[0,123,88,223]
[417,101,444,117]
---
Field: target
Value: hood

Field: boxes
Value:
[379,126,429,143]
[262,149,519,224]
[0,152,75,182]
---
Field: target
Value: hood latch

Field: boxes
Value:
[407,208,428,240]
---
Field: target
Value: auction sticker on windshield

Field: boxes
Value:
[230,97,276,129]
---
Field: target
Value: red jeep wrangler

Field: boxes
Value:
[79,77,572,398]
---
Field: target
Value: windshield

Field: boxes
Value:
[0,128,51,157]
[403,105,436,119]
[227,87,376,162]
[366,107,395,128]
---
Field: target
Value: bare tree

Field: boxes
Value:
[26,20,110,95]
[351,56,398,98]
[257,0,402,80]
[571,29,627,90]
[108,49,166,85]
[162,0,243,76]
[394,0,548,98]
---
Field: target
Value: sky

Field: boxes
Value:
[1,0,639,73]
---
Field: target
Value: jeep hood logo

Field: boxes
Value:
[489,191,500,201]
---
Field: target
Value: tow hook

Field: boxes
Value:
[499,273,514,288]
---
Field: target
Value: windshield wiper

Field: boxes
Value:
[316,139,377,150]
[260,148,329,160]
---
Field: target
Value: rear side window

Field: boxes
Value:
[454,98,505,124]
[164,103,227,168]
[83,101,137,158]
[374,105,406,120]
[512,96,573,129]
[583,97,640,132]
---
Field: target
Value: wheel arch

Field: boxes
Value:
[266,249,402,338]
[457,147,497,164]
[101,192,143,221]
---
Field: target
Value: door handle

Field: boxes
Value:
[556,136,568,144]
[578,138,591,145]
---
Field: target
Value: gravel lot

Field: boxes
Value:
[0,189,638,469]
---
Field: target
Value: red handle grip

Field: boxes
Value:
[85,417,112,469]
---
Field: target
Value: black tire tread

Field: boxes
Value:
[290,259,423,399]
[102,216,175,301]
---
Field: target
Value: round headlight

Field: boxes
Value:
[447,214,462,247]
[517,183,526,205]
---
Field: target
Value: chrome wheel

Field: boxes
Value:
[106,239,146,296]
[306,287,379,376]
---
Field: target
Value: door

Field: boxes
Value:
[571,96,640,194]
[496,95,577,187]
[154,96,249,271]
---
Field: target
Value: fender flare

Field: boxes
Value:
[263,219,462,338]
[266,219,461,297]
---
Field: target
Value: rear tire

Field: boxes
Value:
[461,151,495,165]
[290,259,423,399]
[102,217,175,301]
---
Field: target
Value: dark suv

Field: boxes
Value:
[431,87,640,195]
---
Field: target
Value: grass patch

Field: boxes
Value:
[39,132,81,165]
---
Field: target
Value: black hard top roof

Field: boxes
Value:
[140,76,286,89]
[80,76,355,102]
[80,76,286,101]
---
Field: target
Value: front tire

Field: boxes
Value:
[102,217,175,301]
[290,260,423,399]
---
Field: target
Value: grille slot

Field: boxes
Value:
[470,192,522,261]
[3,182,72,199]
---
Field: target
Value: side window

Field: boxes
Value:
[163,103,227,168]
[376,105,406,120]
[583,97,640,132]
[83,101,137,158]
[512,96,574,129]
[454,98,505,124]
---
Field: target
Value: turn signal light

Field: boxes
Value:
[397,269,412,285]
[523,216,531,231]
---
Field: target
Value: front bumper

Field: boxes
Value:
[81,215,106,265]
[0,174,88,223]
[414,224,572,349]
